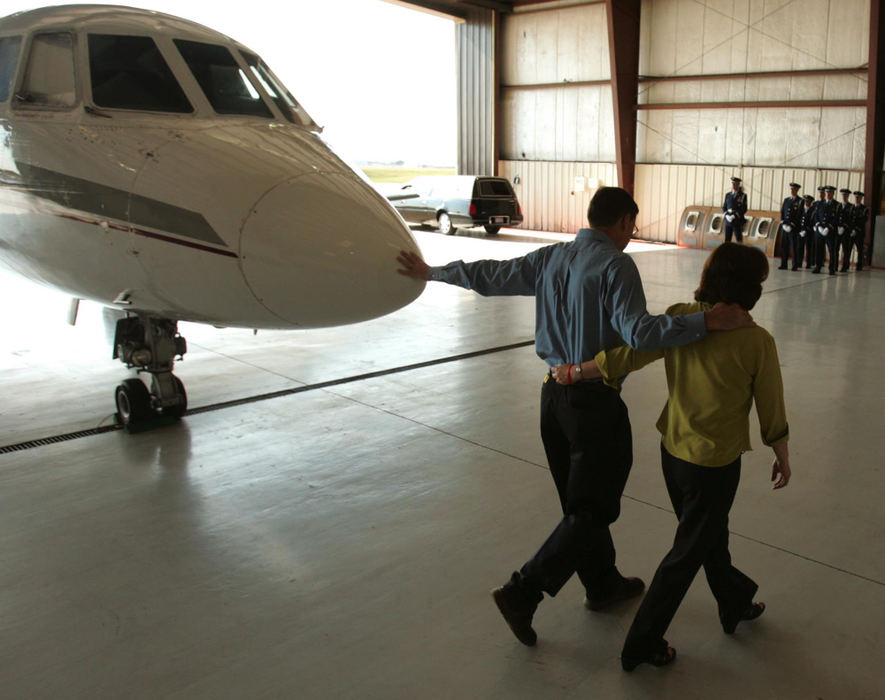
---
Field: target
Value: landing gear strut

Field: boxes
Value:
[113,314,188,429]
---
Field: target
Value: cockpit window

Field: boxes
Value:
[174,40,273,118]
[239,50,318,129]
[0,36,22,102]
[88,34,192,112]
[17,33,76,108]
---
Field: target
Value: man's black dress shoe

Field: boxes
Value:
[584,576,645,611]
[492,587,537,646]
[622,642,676,671]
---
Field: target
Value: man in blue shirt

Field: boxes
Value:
[396,187,753,648]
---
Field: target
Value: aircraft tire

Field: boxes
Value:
[116,378,152,426]
[160,375,188,420]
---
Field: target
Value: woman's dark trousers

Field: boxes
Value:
[622,444,757,656]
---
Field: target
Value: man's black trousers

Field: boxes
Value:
[779,229,793,268]
[724,222,743,243]
[792,231,808,269]
[516,379,633,601]
[815,231,838,272]
[842,233,864,270]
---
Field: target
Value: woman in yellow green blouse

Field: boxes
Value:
[552,242,791,671]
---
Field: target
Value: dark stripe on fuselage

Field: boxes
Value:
[57,212,239,258]
[13,161,229,249]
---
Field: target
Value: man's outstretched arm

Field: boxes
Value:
[396,249,540,296]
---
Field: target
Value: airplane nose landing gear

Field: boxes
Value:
[113,315,188,430]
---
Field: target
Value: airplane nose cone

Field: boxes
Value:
[240,171,424,327]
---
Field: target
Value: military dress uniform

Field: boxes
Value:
[847,192,869,271]
[805,187,826,268]
[779,184,803,269]
[795,196,816,270]
[836,189,854,272]
[813,186,840,275]
[722,178,748,243]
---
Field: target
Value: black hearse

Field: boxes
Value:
[391,175,523,235]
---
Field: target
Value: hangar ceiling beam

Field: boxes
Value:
[385,1,469,20]
[865,0,884,259]
[461,0,513,11]
[500,79,610,89]
[638,100,867,110]
[605,0,640,196]
[638,67,867,83]
[386,1,515,19]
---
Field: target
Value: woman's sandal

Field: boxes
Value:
[621,644,677,672]
[722,601,766,634]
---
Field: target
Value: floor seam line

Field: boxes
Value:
[320,388,549,472]
[623,494,885,587]
[321,390,885,588]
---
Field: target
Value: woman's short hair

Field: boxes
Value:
[695,242,769,310]
[587,187,639,228]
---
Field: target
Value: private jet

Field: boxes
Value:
[0,5,424,427]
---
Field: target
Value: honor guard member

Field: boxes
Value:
[807,186,826,268]
[723,177,748,243]
[813,186,839,275]
[836,188,854,272]
[848,191,869,271]
[796,195,816,270]
[779,183,803,269]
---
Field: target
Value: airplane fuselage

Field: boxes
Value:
[0,5,424,330]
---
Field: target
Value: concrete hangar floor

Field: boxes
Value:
[0,227,882,699]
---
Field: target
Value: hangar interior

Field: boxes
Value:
[406,0,883,255]
[2,231,883,698]
[1,1,884,699]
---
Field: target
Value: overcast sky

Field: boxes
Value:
[3,1,457,165]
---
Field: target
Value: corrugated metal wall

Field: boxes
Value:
[499,3,613,162]
[639,0,869,77]
[635,164,864,243]
[457,8,495,175]
[498,160,617,232]
[493,0,871,240]
[631,0,870,241]
[637,0,870,171]
[638,105,867,170]
[496,3,615,233]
